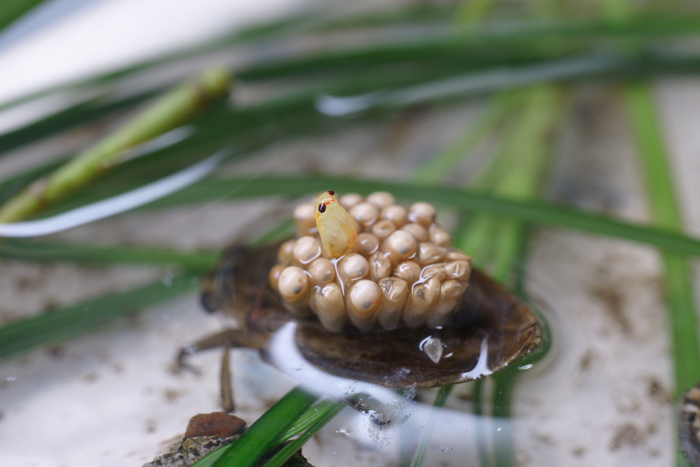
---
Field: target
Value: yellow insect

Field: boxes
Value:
[315,190,357,259]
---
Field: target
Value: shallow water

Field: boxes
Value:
[1,81,698,467]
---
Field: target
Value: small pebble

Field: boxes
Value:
[184,412,246,438]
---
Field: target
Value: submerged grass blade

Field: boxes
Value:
[263,400,345,467]
[5,14,700,158]
[623,84,700,397]
[472,378,494,467]
[0,0,48,33]
[0,274,200,360]
[0,239,218,270]
[452,84,565,467]
[154,176,700,257]
[274,399,345,444]
[189,395,343,467]
[409,386,454,467]
[0,217,293,361]
[412,92,517,185]
[0,66,231,223]
[209,386,319,467]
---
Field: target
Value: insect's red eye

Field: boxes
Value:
[319,203,327,213]
[328,190,335,195]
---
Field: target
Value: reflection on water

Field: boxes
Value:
[265,270,548,466]
[269,320,525,466]
[0,145,222,238]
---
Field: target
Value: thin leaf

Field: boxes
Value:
[274,399,345,444]
[0,239,218,270]
[623,83,700,397]
[412,91,519,185]
[208,386,319,467]
[5,16,700,155]
[0,274,201,360]
[409,386,453,467]
[150,176,700,257]
[0,66,231,223]
[0,0,48,33]
[263,400,345,467]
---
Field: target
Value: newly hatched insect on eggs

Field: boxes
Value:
[269,191,472,332]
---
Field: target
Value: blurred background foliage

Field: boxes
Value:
[1,0,700,466]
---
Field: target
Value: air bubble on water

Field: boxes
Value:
[420,336,443,364]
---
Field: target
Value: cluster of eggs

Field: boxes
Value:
[268,192,472,332]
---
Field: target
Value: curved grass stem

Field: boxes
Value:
[0,66,231,223]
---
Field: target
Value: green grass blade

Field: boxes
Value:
[452,84,564,467]
[6,16,700,155]
[0,274,200,361]
[209,386,319,467]
[409,386,453,467]
[598,0,697,452]
[623,83,700,396]
[150,176,700,257]
[412,92,518,185]
[0,0,47,33]
[0,239,218,270]
[472,379,494,467]
[274,399,345,444]
[263,400,345,467]
[0,66,231,223]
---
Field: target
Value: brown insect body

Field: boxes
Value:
[200,241,542,388]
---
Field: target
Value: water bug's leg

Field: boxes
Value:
[221,343,235,413]
[175,328,265,374]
